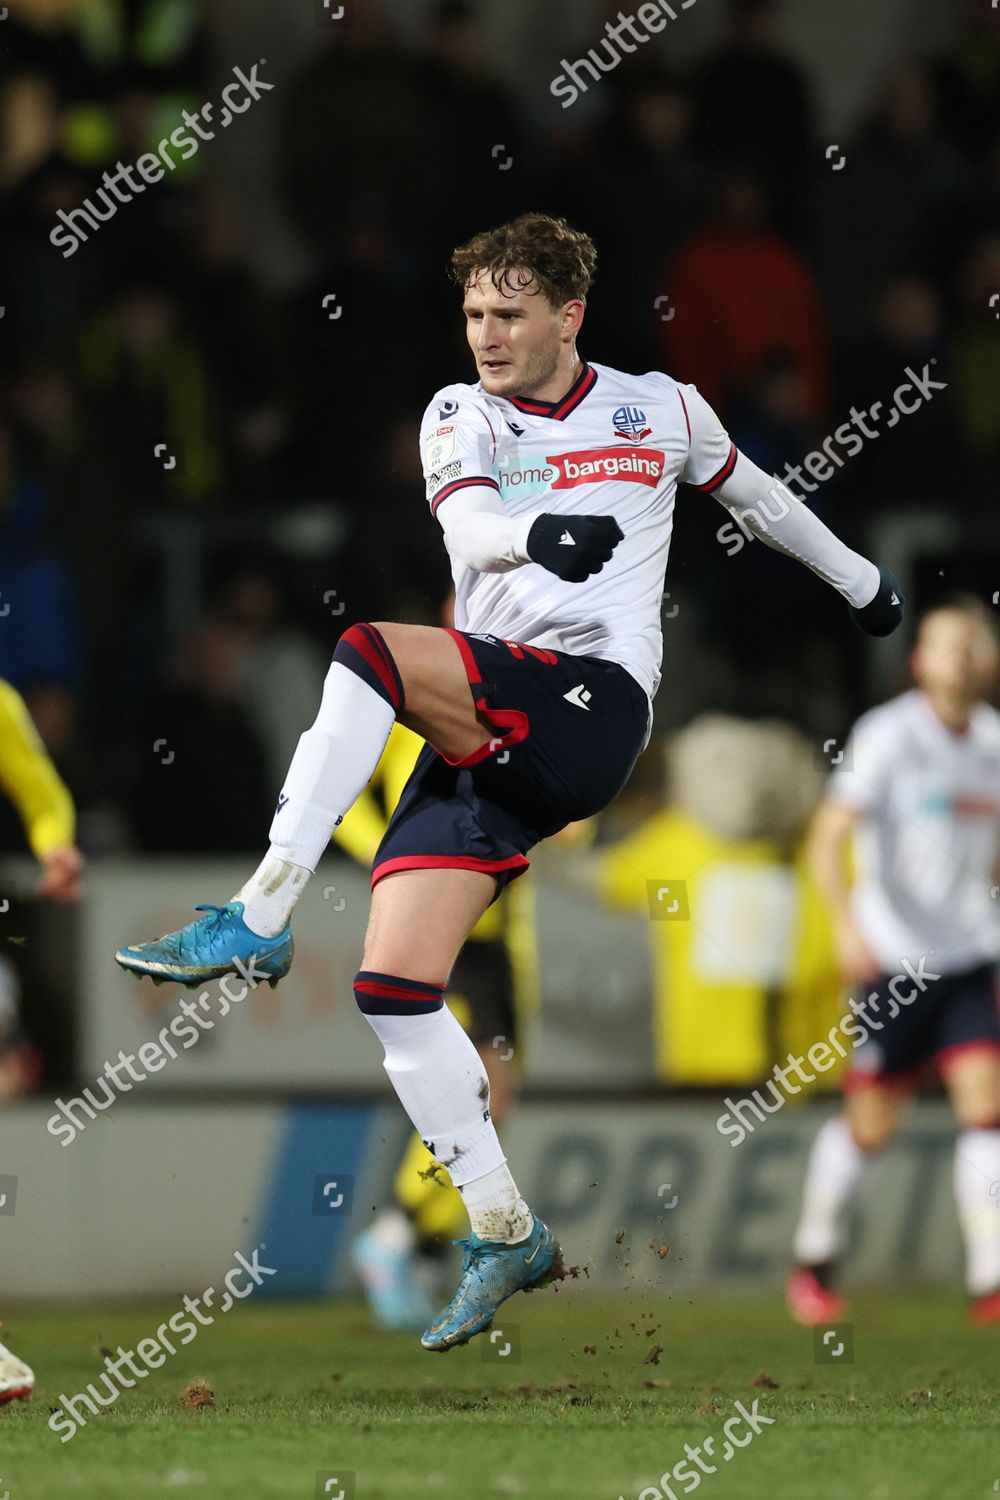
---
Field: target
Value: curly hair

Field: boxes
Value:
[450,213,597,307]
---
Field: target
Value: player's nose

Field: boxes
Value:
[476,318,502,350]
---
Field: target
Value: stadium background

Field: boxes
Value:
[0,0,997,1302]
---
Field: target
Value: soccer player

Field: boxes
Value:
[116,213,903,1350]
[0,676,85,1401]
[788,598,1000,1326]
[336,716,538,1331]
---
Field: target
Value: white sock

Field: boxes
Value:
[235,856,311,939]
[236,659,396,937]
[793,1114,869,1266]
[954,1128,1000,1296]
[362,1005,531,1242]
[460,1163,533,1244]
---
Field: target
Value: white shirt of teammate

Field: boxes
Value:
[828,689,1000,974]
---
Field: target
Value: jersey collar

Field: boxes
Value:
[506,362,598,421]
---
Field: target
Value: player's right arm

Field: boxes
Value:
[0,680,84,902]
[807,798,881,982]
[420,391,622,583]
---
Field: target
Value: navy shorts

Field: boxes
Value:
[371,628,651,897]
[844,960,1000,1091]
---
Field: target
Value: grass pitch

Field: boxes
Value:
[1,1290,997,1499]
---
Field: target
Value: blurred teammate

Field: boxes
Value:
[117,212,903,1350]
[337,716,538,1330]
[789,599,1000,1326]
[0,677,85,1401]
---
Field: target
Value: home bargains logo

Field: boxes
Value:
[551,447,665,488]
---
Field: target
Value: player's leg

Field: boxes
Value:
[355,866,560,1350]
[788,1084,911,1325]
[353,950,519,1330]
[942,1046,1000,1321]
[115,623,494,983]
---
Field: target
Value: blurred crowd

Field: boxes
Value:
[0,0,998,857]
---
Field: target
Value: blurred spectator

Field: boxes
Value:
[950,236,1000,478]
[838,274,960,507]
[578,71,705,371]
[279,0,433,256]
[177,190,291,506]
[0,959,44,1103]
[75,265,226,510]
[128,619,271,852]
[349,413,453,624]
[214,560,327,790]
[662,168,831,420]
[416,0,524,256]
[814,59,969,341]
[934,0,1000,161]
[0,418,82,696]
[693,0,814,238]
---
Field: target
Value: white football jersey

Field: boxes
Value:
[828,689,1000,973]
[419,361,736,706]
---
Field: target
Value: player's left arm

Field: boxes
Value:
[679,384,904,636]
[0,680,84,902]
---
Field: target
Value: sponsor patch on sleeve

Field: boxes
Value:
[428,460,463,488]
[424,425,457,469]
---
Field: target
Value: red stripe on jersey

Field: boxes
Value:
[430,475,500,515]
[676,386,691,443]
[509,364,598,420]
[690,440,738,492]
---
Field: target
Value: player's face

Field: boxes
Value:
[912,610,1000,702]
[462,271,577,399]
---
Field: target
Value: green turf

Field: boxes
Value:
[1,1290,998,1499]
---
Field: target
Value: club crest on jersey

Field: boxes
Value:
[613,405,652,443]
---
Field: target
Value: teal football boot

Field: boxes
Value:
[115,901,292,989]
[421,1213,563,1352]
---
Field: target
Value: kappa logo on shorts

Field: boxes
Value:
[563,684,592,710]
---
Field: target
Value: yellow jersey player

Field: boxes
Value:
[0,677,85,1402]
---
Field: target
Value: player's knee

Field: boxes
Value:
[846,1104,898,1153]
[952,1096,1000,1132]
[332,623,405,712]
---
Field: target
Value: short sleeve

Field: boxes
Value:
[676,382,738,493]
[419,389,501,517]
[825,714,894,812]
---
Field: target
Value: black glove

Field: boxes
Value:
[849,566,905,637]
[526,513,624,583]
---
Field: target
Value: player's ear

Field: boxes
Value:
[560,298,585,341]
